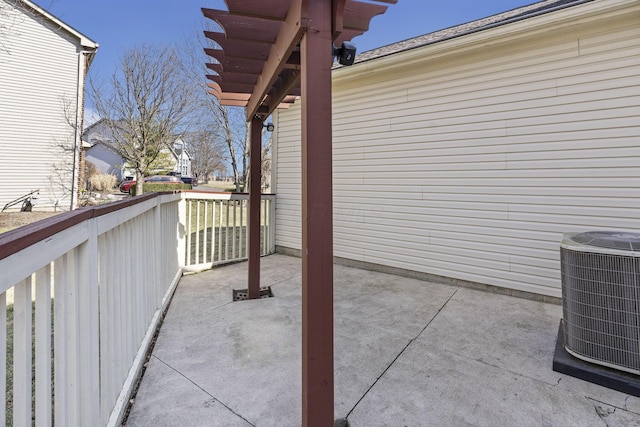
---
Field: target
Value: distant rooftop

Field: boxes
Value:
[352,0,593,65]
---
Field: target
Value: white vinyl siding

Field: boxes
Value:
[274,106,303,249]
[274,3,640,298]
[0,1,85,211]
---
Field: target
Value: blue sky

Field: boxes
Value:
[37,0,539,83]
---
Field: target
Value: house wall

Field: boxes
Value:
[0,0,86,211]
[176,151,191,177]
[85,144,125,181]
[274,0,640,298]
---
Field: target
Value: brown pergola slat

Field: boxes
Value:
[225,0,291,20]
[204,52,265,75]
[343,1,388,31]
[208,71,258,86]
[202,9,281,43]
[205,62,223,74]
[205,31,272,60]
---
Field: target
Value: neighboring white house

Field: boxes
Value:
[273,0,640,299]
[83,119,193,180]
[0,0,98,211]
[171,137,192,178]
[83,119,126,181]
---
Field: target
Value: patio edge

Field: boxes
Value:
[275,245,561,305]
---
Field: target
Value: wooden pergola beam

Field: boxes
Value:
[247,117,263,299]
[245,0,306,121]
[301,1,334,424]
[202,2,397,425]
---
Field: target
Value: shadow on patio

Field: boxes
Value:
[125,254,640,426]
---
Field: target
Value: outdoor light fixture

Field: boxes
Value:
[263,122,275,132]
[333,41,357,66]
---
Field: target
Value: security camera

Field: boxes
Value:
[333,41,357,66]
[263,122,274,132]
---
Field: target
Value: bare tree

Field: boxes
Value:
[181,33,260,192]
[45,94,84,210]
[225,107,248,191]
[1,0,20,54]
[90,45,197,194]
[1,0,58,54]
[183,129,225,184]
[246,125,273,193]
[261,132,273,191]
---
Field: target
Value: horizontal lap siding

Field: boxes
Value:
[0,3,81,210]
[274,107,302,249]
[275,7,640,297]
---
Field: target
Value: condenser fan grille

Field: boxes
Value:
[561,232,640,375]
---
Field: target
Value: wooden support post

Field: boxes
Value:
[301,1,334,424]
[248,117,263,299]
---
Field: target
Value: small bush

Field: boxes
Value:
[89,173,117,192]
[84,161,99,191]
[130,183,191,196]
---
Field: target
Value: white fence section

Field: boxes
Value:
[0,190,276,427]
[183,192,276,271]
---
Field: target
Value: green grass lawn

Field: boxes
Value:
[185,199,271,264]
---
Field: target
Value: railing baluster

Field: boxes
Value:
[244,199,249,258]
[270,196,276,253]
[195,200,201,264]
[112,227,123,405]
[218,200,223,263]
[262,199,267,255]
[99,232,113,424]
[185,200,192,265]
[82,219,100,425]
[210,199,214,263]
[203,199,209,264]
[54,254,68,427]
[13,277,33,427]
[225,201,230,260]
[35,265,52,427]
[234,200,246,258]
[124,220,134,382]
[66,250,80,426]
[0,291,6,427]
[232,200,237,258]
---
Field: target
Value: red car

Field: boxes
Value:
[119,178,136,193]
[143,175,183,185]
[119,175,183,194]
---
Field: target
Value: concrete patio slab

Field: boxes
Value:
[125,254,640,426]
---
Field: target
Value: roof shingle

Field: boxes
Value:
[351,0,593,65]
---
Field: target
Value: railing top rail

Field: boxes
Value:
[183,191,276,201]
[0,192,180,261]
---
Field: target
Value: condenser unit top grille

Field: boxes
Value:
[562,231,640,255]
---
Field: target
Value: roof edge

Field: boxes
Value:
[348,0,595,66]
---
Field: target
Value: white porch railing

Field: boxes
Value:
[183,192,276,271]
[0,191,275,427]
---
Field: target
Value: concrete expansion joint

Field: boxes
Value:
[152,355,255,426]
[345,290,459,419]
[270,273,302,287]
